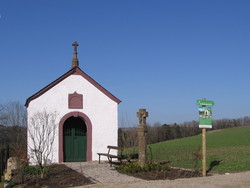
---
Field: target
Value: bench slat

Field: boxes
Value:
[97,153,120,158]
[107,145,124,150]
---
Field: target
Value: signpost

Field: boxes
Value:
[197,99,214,129]
[197,98,214,177]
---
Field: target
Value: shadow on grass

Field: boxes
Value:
[206,160,223,173]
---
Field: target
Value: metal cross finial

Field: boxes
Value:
[137,109,148,126]
[72,41,79,52]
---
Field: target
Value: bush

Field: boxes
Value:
[10,165,49,186]
[115,162,170,173]
[23,165,48,176]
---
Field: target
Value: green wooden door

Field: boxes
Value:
[64,117,87,162]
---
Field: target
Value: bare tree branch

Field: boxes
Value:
[0,101,27,127]
[28,110,57,178]
[0,103,7,124]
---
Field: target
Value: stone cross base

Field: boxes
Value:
[137,125,148,166]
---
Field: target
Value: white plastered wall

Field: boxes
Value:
[27,74,118,163]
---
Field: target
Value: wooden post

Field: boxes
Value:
[202,128,206,176]
[202,97,206,177]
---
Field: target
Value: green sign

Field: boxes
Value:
[197,100,215,129]
[197,100,215,106]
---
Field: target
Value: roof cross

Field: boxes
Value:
[72,41,79,52]
[71,41,79,68]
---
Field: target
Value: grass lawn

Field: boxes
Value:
[127,126,250,173]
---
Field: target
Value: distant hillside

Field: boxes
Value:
[119,116,250,148]
[147,126,250,173]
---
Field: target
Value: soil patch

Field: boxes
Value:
[119,167,202,180]
[11,164,94,188]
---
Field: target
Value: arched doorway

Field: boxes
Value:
[63,116,87,162]
[59,112,92,162]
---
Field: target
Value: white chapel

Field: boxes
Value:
[25,41,121,163]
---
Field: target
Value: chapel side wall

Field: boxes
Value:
[91,102,118,160]
[27,74,119,162]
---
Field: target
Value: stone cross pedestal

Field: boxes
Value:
[136,109,148,166]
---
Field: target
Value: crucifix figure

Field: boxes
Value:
[137,109,148,126]
[71,41,79,68]
[72,41,79,52]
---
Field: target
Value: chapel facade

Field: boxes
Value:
[25,42,121,163]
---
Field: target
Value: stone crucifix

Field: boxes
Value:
[136,109,148,166]
[137,109,148,126]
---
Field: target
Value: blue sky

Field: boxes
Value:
[0,0,250,126]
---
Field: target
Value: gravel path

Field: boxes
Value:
[65,161,250,188]
[65,161,140,184]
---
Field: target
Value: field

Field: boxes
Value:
[127,126,250,173]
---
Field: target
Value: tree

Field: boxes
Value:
[0,103,7,124]
[0,101,27,150]
[3,101,27,127]
[172,123,182,139]
[162,124,173,140]
[28,110,57,178]
[0,101,27,177]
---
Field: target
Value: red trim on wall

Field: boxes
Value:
[58,112,92,162]
[25,67,121,107]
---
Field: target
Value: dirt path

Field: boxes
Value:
[66,162,250,188]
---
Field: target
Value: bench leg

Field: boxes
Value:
[109,158,112,167]
[99,155,101,164]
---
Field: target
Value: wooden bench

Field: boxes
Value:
[97,146,125,166]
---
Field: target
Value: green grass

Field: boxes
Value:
[145,126,250,173]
